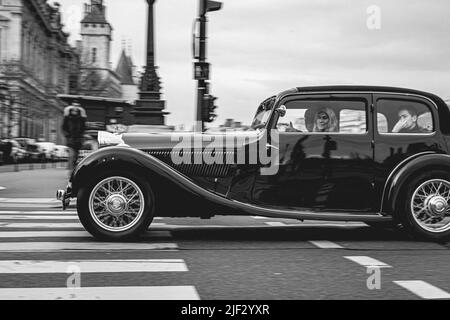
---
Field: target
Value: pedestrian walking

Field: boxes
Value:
[62,102,87,172]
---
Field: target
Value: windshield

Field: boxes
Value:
[251,97,276,130]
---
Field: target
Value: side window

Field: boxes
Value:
[339,109,366,133]
[376,98,434,134]
[277,98,367,134]
[377,113,388,133]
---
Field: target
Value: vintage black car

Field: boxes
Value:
[58,86,450,241]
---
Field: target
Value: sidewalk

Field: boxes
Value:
[0,161,67,174]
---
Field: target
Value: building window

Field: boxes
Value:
[92,48,97,63]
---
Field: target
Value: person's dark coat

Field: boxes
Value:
[62,105,87,150]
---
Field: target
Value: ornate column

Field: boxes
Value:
[133,0,168,125]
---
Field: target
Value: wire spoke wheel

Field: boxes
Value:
[411,179,450,233]
[88,176,145,232]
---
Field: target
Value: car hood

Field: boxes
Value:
[121,131,262,150]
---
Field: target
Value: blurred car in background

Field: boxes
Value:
[1,139,27,163]
[53,145,69,161]
[15,138,45,163]
[36,142,57,161]
[0,141,10,165]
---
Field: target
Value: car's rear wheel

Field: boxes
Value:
[77,171,154,241]
[400,170,450,241]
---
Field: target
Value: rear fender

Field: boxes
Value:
[381,153,450,215]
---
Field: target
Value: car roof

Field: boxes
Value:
[295,85,435,97]
[276,85,450,133]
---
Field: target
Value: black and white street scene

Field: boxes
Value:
[1,0,450,305]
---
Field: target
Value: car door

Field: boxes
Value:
[373,93,446,210]
[251,93,376,211]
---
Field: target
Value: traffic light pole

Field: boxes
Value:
[195,4,207,132]
[194,0,222,132]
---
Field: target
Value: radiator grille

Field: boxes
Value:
[146,149,234,177]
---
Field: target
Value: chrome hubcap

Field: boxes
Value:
[88,176,145,232]
[106,194,127,216]
[411,179,450,233]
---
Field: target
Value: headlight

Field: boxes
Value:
[97,131,125,147]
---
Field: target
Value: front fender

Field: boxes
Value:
[382,153,450,214]
[71,146,194,195]
[69,146,240,217]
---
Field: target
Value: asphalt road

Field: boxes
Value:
[0,168,449,301]
[0,206,449,300]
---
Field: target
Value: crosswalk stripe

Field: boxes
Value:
[0,230,173,239]
[394,281,450,299]
[0,211,163,220]
[0,222,166,228]
[344,256,392,268]
[309,241,343,249]
[0,259,188,273]
[0,198,58,203]
[0,215,79,220]
[0,286,200,300]
[0,231,91,238]
[265,222,287,227]
[0,242,178,252]
[0,211,76,215]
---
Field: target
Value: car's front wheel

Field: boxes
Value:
[77,172,155,241]
[400,170,450,241]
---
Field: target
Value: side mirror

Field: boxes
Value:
[276,105,287,117]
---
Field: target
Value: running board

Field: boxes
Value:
[229,200,393,222]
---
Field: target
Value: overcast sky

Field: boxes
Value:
[56,0,450,127]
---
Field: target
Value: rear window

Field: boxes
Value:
[376,98,434,134]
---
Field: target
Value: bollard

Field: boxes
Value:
[14,162,19,172]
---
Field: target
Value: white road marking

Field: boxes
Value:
[252,216,269,220]
[0,211,162,219]
[0,211,77,215]
[0,259,188,274]
[0,286,200,300]
[0,242,178,252]
[0,222,166,228]
[0,230,173,239]
[344,256,392,268]
[0,198,59,203]
[0,231,91,238]
[265,222,287,227]
[394,281,450,299]
[309,241,343,249]
[0,215,79,220]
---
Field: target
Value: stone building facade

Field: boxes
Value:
[78,0,122,98]
[0,0,79,144]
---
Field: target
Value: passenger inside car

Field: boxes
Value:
[312,108,339,132]
[392,107,429,133]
